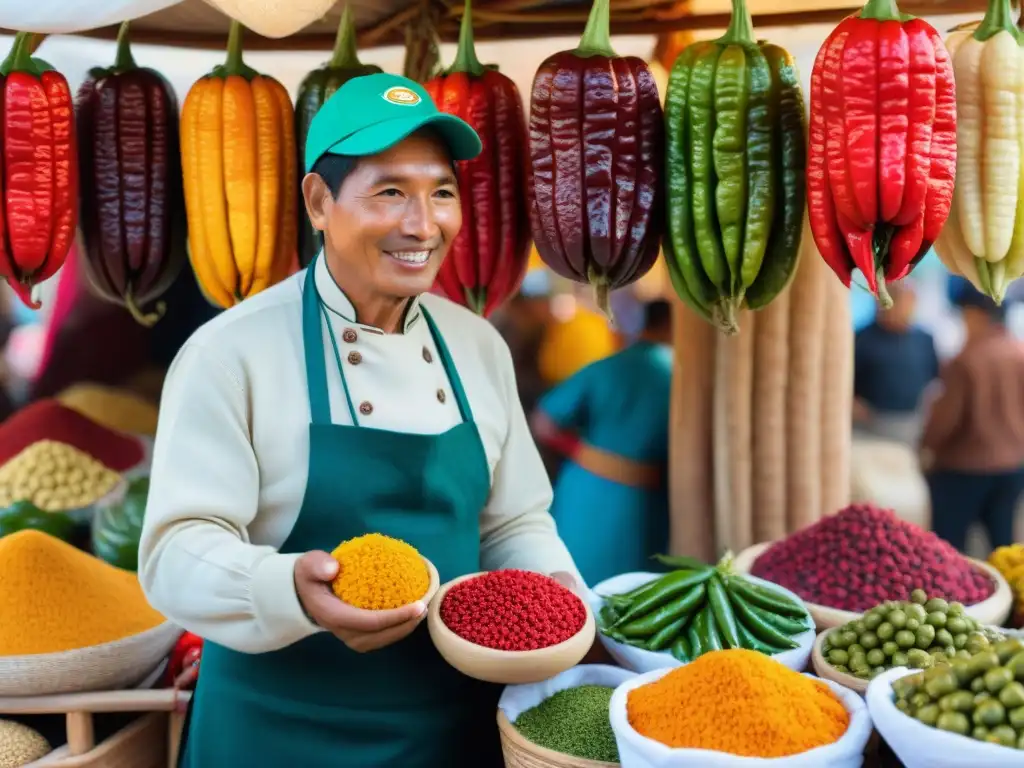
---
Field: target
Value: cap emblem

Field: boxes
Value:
[382,86,421,106]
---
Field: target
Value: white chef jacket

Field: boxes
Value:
[139,256,580,654]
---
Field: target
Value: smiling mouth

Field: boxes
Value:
[384,249,432,268]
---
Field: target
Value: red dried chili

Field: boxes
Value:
[0,400,144,471]
[440,569,587,651]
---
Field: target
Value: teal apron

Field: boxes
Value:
[179,261,502,766]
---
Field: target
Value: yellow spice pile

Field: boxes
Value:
[627,649,849,758]
[0,530,164,655]
[331,533,429,610]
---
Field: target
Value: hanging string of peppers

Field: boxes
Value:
[0,32,77,309]
[527,0,664,318]
[180,21,298,309]
[294,6,382,269]
[807,0,956,307]
[76,22,185,327]
[663,0,806,335]
[935,0,1024,304]
[423,0,531,318]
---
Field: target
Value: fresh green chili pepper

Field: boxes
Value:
[744,43,805,309]
[671,634,692,663]
[612,569,715,627]
[746,602,809,636]
[727,576,807,619]
[737,620,785,656]
[701,604,724,652]
[708,575,741,649]
[729,590,799,649]
[618,584,707,638]
[647,613,692,651]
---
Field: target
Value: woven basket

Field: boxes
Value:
[497,710,618,768]
[26,712,166,768]
[0,622,180,696]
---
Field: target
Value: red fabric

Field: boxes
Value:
[34,243,82,381]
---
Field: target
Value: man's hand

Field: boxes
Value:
[295,551,427,653]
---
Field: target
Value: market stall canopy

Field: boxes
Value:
[0,0,988,49]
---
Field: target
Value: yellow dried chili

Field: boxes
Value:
[330,533,429,610]
[627,649,849,757]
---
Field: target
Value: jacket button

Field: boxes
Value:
[437,389,446,404]
[359,401,373,415]
[342,329,358,343]
[347,351,362,365]
[423,347,433,363]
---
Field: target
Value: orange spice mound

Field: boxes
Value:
[627,649,849,758]
[0,530,164,655]
[330,533,429,610]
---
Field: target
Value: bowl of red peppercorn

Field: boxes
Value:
[427,569,596,685]
[733,504,1012,631]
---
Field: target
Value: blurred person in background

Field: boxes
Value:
[921,284,1024,552]
[531,299,673,586]
[853,280,939,444]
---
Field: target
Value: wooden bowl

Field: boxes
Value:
[734,542,1014,631]
[497,709,618,767]
[811,629,869,695]
[427,572,596,685]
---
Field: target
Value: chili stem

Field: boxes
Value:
[448,0,485,76]
[574,0,616,58]
[329,5,363,69]
[114,21,137,72]
[875,267,893,309]
[717,0,756,46]
[974,0,1021,42]
[125,287,163,327]
[0,32,36,76]
[221,20,258,79]
[858,0,902,21]
[464,287,486,315]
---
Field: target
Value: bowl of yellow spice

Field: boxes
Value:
[330,533,440,615]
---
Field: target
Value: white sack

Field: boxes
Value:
[867,667,1024,768]
[0,0,180,34]
[498,663,637,724]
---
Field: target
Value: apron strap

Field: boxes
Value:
[422,307,475,423]
[302,261,359,426]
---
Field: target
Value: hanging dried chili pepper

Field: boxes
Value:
[935,0,1024,303]
[0,32,77,309]
[76,22,185,326]
[180,21,298,308]
[527,0,664,316]
[295,6,382,268]
[807,0,956,306]
[663,0,806,334]
[423,0,530,317]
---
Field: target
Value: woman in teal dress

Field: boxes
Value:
[532,300,673,587]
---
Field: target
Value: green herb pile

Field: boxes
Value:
[514,685,618,762]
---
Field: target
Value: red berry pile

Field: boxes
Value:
[440,569,587,651]
[751,503,995,612]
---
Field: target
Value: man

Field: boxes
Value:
[139,74,582,766]
[854,280,940,444]
[921,284,1024,552]
[531,299,673,586]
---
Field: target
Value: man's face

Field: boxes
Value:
[305,132,462,300]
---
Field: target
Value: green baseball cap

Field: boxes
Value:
[304,73,482,172]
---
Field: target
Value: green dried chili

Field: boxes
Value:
[514,685,618,762]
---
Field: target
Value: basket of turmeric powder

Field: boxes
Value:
[0,531,180,696]
[608,649,873,767]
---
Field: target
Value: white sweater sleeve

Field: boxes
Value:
[478,334,583,584]
[138,343,322,654]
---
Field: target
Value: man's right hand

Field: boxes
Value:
[294,550,427,653]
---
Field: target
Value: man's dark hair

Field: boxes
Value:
[311,153,358,199]
[643,299,672,333]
